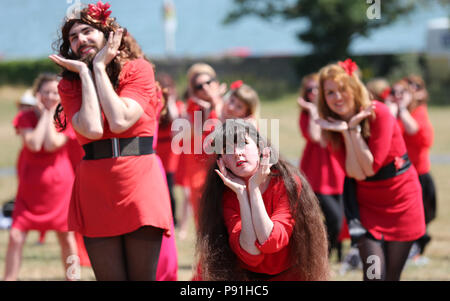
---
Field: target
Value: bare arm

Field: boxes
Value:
[398,107,419,135]
[92,29,143,134]
[42,106,68,152]
[215,159,260,255]
[48,55,104,140]
[21,110,51,152]
[341,130,368,180]
[298,97,321,143]
[93,66,143,134]
[396,91,419,135]
[348,128,374,177]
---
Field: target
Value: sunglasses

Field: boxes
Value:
[305,87,318,94]
[194,79,215,91]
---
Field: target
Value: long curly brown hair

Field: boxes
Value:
[53,5,144,130]
[196,120,330,281]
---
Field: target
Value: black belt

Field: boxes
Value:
[82,136,154,160]
[343,153,411,246]
[364,153,411,182]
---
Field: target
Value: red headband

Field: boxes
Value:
[338,58,358,76]
[230,80,243,90]
[88,1,112,25]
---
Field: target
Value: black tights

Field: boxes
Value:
[357,234,413,281]
[83,226,163,281]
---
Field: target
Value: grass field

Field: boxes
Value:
[0,86,449,281]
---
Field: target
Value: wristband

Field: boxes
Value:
[349,125,361,133]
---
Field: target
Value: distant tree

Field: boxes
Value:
[224,0,444,72]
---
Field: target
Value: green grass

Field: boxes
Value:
[0,88,449,280]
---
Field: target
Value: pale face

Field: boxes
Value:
[323,79,356,121]
[192,73,217,101]
[38,80,60,110]
[304,79,319,104]
[392,83,405,104]
[223,95,248,119]
[221,134,260,179]
[68,23,105,60]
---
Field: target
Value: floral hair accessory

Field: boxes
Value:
[230,80,243,90]
[338,58,358,76]
[88,1,112,25]
[380,87,391,101]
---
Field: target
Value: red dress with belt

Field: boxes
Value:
[12,110,74,232]
[58,58,172,238]
[333,101,425,241]
[223,175,301,280]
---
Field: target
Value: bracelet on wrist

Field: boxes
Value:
[349,124,361,133]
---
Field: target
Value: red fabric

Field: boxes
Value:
[180,98,218,224]
[397,105,433,175]
[337,218,350,242]
[12,110,74,232]
[223,175,299,278]
[64,123,85,171]
[74,232,91,267]
[332,101,425,241]
[58,59,172,238]
[299,111,345,195]
[154,156,178,281]
[157,101,185,173]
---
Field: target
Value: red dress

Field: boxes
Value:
[299,111,345,195]
[180,98,218,222]
[333,101,425,241]
[58,58,172,238]
[397,105,433,175]
[223,175,301,280]
[12,110,74,232]
[157,101,185,175]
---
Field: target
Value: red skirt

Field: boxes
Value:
[69,154,172,237]
[357,167,425,241]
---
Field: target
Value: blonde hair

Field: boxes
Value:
[317,63,372,149]
[366,78,390,102]
[186,63,216,96]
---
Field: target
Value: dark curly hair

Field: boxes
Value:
[53,5,144,130]
[196,120,330,281]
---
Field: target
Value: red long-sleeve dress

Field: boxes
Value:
[223,175,300,280]
[58,58,172,238]
[12,110,74,232]
[333,101,426,241]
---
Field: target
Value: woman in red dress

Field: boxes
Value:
[196,119,329,281]
[4,74,77,281]
[316,60,425,281]
[156,72,185,226]
[392,76,436,256]
[297,73,346,257]
[50,4,172,280]
[179,63,224,228]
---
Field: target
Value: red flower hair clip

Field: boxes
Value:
[380,87,391,101]
[88,1,112,25]
[230,80,243,90]
[338,58,358,76]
